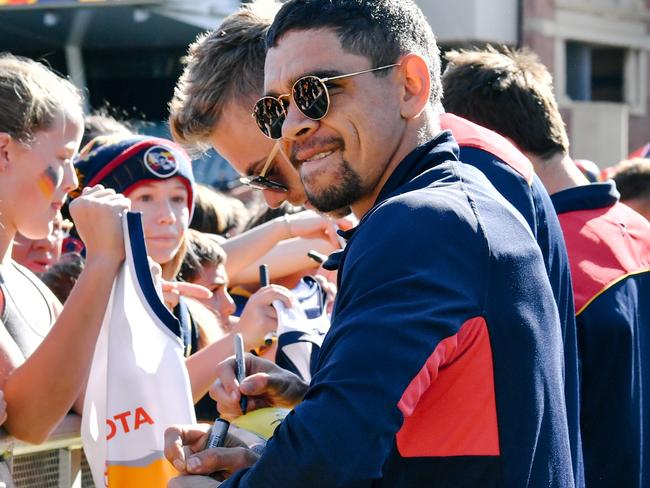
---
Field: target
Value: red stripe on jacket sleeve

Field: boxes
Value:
[440,113,534,184]
[396,316,500,457]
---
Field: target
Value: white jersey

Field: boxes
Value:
[82,212,195,487]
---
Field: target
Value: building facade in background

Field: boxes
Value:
[420,0,650,168]
[1,0,648,173]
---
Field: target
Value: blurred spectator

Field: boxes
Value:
[628,143,650,159]
[168,0,321,213]
[12,211,71,274]
[71,134,294,409]
[71,134,203,354]
[190,184,250,237]
[573,159,601,183]
[610,158,650,220]
[179,229,233,335]
[39,252,85,304]
[81,109,134,148]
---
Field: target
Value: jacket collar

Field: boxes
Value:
[323,131,459,271]
[551,180,620,214]
[374,130,459,206]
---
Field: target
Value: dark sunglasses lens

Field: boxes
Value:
[239,176,264,190]
[293,76,329,120]
[253,98,286,139]
[239,176,288,192]
[259,179,288,192]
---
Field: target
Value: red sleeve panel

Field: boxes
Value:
[558,202,650,314]
[396,316,500,457]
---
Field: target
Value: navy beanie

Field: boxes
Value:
[71,135,195,216]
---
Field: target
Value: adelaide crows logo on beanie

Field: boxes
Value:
[143,146,179,178]
[71,135,195,216]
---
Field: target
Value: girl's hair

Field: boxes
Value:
[0,53,83,143]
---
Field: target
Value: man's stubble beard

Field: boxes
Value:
[303,158,363,214]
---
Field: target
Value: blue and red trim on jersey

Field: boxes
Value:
[552,181,650,313]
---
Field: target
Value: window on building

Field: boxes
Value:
[566,41,625,102]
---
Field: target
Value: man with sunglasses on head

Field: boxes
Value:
[165,1,576,487]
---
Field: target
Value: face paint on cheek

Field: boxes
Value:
[37,165,63,198]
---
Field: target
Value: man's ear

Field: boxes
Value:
[0,133,11,171]
[397,53,431,120]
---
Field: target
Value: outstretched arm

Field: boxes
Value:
[0,186,130,443]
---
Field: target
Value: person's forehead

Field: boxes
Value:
[211,102,275,174]
[264,28,369,93]
[203,263,228,284]
[34,111,82,150]
[214,263,228,281]
[131,178,186,192]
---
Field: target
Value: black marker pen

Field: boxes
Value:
[205,417,230,449]
[259,264,277,346]
[307,249,327,264]
[259,263,270,287]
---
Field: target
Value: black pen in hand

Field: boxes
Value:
[205,417,230,449]
[234,332,248,414]
[259,264,276,347]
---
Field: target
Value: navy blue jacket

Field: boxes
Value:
[441,114,583,485]
[552,181,650,488]
[223,132,574,487]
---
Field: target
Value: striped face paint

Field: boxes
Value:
[37,165,63,198]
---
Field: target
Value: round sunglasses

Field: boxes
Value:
[252,64,400,139]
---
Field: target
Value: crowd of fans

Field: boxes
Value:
[0,0,649,487]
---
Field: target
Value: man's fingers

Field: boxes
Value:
[164,426,189,472]
[239,373,271,396]
[186,447,257,476]
[164,425,210,472]
[168,475,221,488]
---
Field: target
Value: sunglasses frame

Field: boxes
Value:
[253,63,400,140]
[238,142,289,192]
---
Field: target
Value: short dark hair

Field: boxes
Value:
[442,46,569,160]
[40,253,85,304]
[611,158,650,201]
[267,0,442,104]
[178,229,227,283]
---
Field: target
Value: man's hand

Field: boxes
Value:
[210,354,308,420]
[164,424,258,478]
[168,475,221,488]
